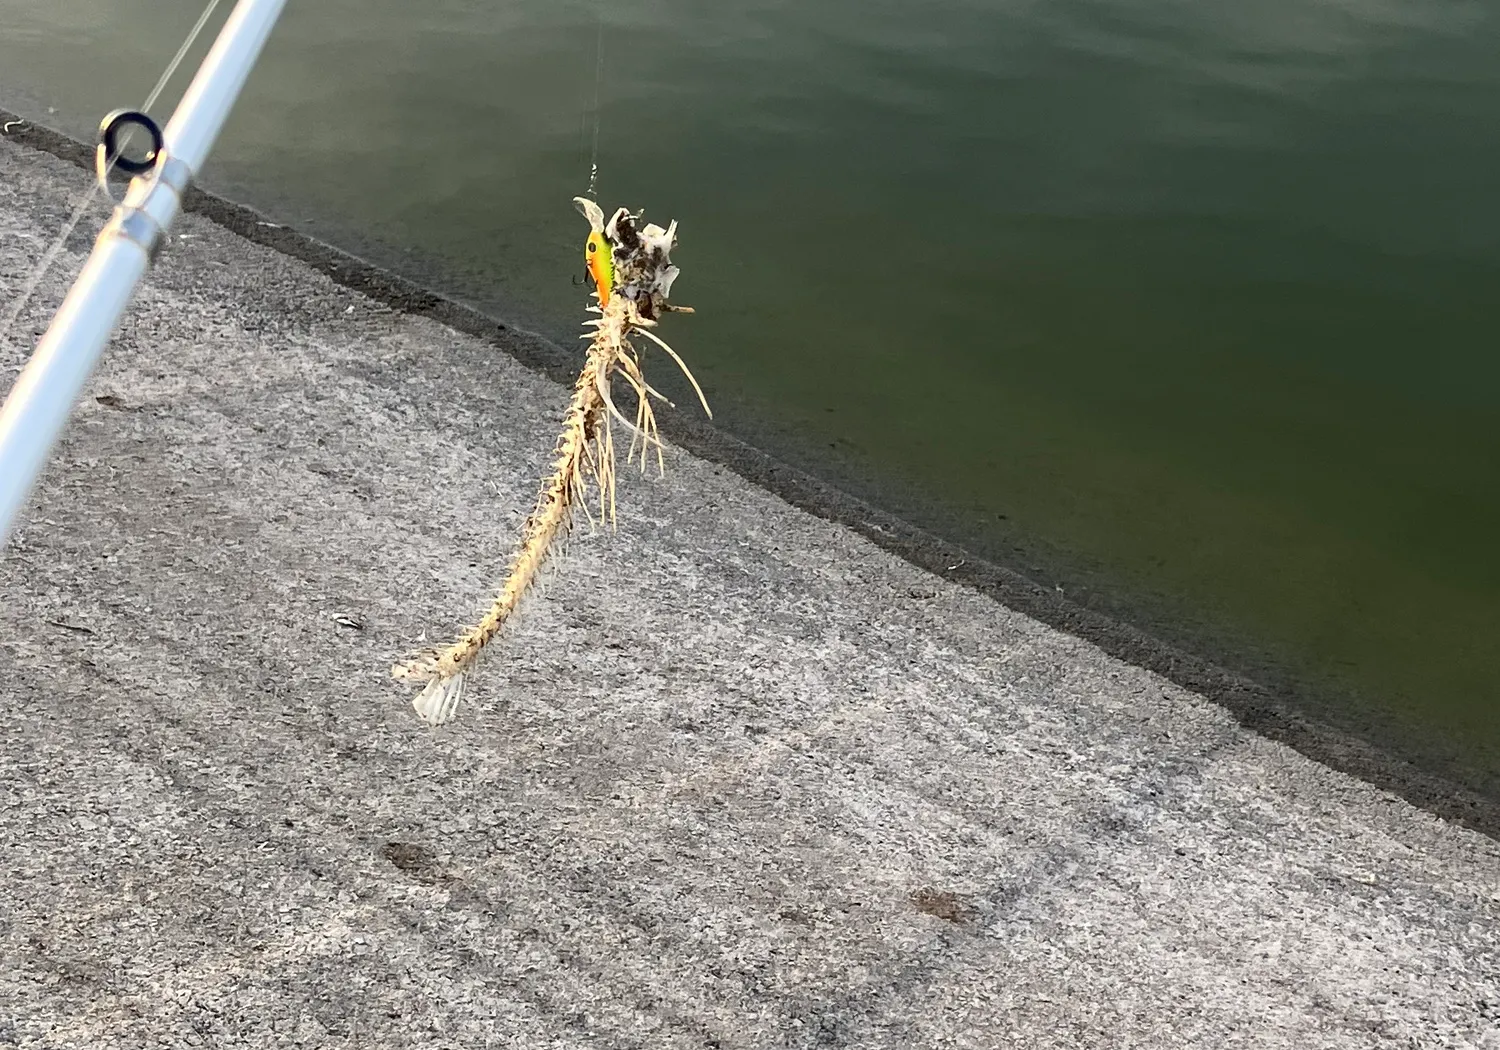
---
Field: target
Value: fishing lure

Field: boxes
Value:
[394,197,709,725]
[584,225,614,307]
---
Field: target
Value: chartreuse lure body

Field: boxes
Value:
[585,228,614,307]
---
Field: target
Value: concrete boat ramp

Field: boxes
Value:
[1,132,1497,1048]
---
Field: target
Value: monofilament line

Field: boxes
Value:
[0,0,223,347]
[585,0,605,197]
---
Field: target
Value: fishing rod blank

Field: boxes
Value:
[0,0,288,549]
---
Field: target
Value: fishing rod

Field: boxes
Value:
[0,0,288,548]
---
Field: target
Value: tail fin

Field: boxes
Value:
[411,673,467,726]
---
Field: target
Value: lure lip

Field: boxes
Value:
[573,196,606,233]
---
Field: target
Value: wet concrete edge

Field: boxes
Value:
[3,107,1495,841]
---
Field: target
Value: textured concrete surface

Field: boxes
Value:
[1,135,1498,1050]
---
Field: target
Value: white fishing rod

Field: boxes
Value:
[0,0,288,548]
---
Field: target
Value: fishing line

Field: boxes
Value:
[584,0,605,197]
[1,0,223,351]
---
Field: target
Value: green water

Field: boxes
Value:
[2,0,1497,786]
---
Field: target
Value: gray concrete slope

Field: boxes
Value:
[0,137,1497,1049]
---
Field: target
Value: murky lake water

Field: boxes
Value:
[2,0,1497,788]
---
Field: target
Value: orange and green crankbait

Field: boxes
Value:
[584,228,614,307]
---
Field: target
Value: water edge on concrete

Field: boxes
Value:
[1,120,1497,1047]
